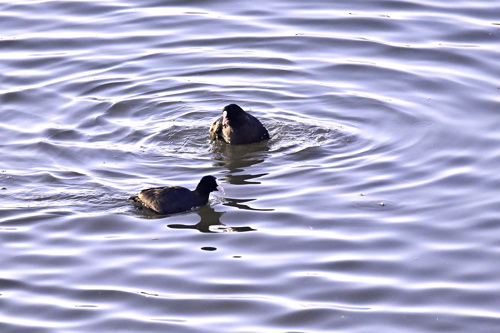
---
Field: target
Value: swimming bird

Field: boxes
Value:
[210,104,270,145]
[129,175,224,215]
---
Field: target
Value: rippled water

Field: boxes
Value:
[2,0,500,332]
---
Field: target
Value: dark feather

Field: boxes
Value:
[209,104,269,145]
[129,176,223,215]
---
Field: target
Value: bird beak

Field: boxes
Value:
[216,179,225,194]
[222,110,228,125]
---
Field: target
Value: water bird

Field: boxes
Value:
[129,175,224,215]
[210,104,270,145]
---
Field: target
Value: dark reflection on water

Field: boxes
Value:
[210,139,275,213]
[223,172,268,185]
[222,197,274,212]
[168,205,256,233]
[210,140,270,176]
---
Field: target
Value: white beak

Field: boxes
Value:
[222,110,228,125]
[216,179,225,194]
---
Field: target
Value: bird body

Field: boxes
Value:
[130,176,224,215]
[210,104,269,145]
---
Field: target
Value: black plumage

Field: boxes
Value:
[129,175,224,215]
[210,104,269,145]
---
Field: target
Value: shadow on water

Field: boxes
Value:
[167,206,255,233]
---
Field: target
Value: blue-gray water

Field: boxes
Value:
[1,1,500,332]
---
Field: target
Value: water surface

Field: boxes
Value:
[1,0,500,332]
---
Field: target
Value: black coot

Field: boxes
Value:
[129,175,224,214]
[210,104,270,145]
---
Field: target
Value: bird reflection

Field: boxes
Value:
[210,138,274,213]
[211,140,270,178]
[167,205,255,233]
[222,197,273,212]
[224,173,268,185]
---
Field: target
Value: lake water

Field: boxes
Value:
[1,0,500,332]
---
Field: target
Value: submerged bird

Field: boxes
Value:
[210,104,270,145]
[129,175,224,215]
